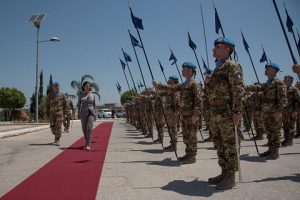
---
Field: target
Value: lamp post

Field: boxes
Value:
[28,14,60,123]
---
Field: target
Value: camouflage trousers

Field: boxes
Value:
[210,112,238,172]
[145,112,153,136]
[63,113,71,130]
[282,109,295,139]
[296,113,300,135]
[49,114,63,138]
[252,111,265,137]
[263,112,282,148]
[165,112,178,144]
[154,111,165,142]
[181,115,197,157]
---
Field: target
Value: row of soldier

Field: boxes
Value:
[124,37,300,190]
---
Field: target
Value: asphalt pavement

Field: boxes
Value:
[0,119,299,200]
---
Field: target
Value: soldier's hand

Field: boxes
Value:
[292,111,297,119]
[292,64,300,74]
[232,113,241,125]
[192,115,198,125]
[274,112,282,121]
[152,80,158,88]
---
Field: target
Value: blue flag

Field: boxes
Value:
[285,6,294,33]
[259,49,267,63]
[122,49,132,62]
[214,7,222,34]
[241,32,249,53]
[298,36,300,53]
[129,32,142,48]
[158,60,164,72]
[130,7,144,30]
[120,59,126,70]
[138,81,144,88]
[169,49,177,65]
[188,32,197,50]
[116,82,121,92]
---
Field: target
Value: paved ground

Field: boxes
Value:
[1,119,300,200]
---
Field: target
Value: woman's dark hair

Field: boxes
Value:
[82,81,91,91]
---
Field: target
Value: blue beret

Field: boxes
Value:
[182,62,196,70]
[284,75,294,80]
[265,62,280,72]
[214,37,235,48]
[53,82,59,86]
[169,75,179,82]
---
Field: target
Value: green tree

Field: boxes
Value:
[0,87,26,121]
[38,70,44,119]
[46,74,53,95]
[120,90,136,105]
[71,74,101,101]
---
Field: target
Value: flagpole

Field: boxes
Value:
[174,62,183,83]
[158,59,168,83]
[128,29,147,87]
[120,58,132,91]
[192,49,205,83]
[272,0,298,65]
[200,4,210,67]
[241,32,260,84]
[284,3,300,58]
[122,48,138,92]
[130,6,179,160]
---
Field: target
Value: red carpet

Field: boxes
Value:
[1,122,113,200]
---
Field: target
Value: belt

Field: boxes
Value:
[210,104,230,112]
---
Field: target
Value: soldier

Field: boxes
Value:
[63,93,74,133]
[250,84,265,140]
[202,69,213,142]
[295,82,300,138]
[247,63,287,160]
[281,75,300,146]
[153,61,203,164]
[45,82,68,145]
[160,75,180,151]
[206,37,244,190]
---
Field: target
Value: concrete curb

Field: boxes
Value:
[0,125,50,139]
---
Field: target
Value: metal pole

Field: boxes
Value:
[35,27,40,123]
[200,4,210,68]
[174,62,183,84]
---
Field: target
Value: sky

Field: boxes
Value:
[0,0,300,107]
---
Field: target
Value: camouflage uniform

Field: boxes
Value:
[248,76,287,158]
[282,84,300,145]
[45,92,68,143]
[156,77,202,161]
[161,87,180,150]
[150,91,165,144]
[250,91,265,140]
[207,59,244,174]
[63,98,74,132]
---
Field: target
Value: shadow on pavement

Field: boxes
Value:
[29,143,54,146]
[280,152,300,156]
[197,146,215,150]
[131,149,164,154]
[254,173,300,183]
[137,141,153,145]
[161,178,221,197]
[122,158,180,167]
[240,154,266,163]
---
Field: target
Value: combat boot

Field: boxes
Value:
[216,170,236,190]
[295,132,300,138]
[178,154,188,162]
[253,134,263,140]
[259,148,272,157]
[265,147,279,160]
[181,156,196,164]
[54,137,60,146]
[282,139,293,146]
[164,144,176,152]
[208,169,226,185]
[153,139,161,144]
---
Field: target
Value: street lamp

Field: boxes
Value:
[28,14,60,123]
